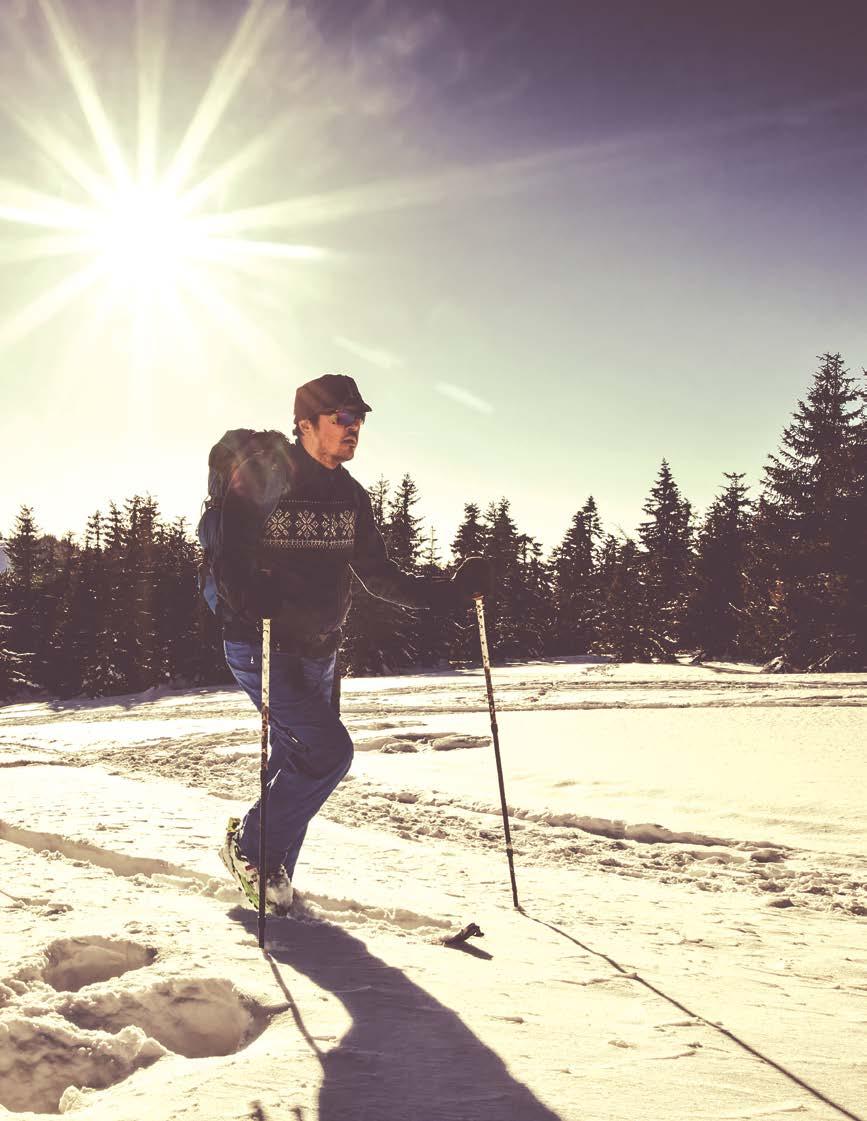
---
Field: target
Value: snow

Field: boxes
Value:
[0,660,865,1120]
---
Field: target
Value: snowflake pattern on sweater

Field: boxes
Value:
[263,499,357,551]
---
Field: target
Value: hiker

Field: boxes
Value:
[201,374,489,911]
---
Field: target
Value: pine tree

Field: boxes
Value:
[478,499,534,660]
[40,532,80,695]
[0,543,28,699]
[152,517,201,686]
[4,507,47,681]
[0,606,28,699]
[377,475,426,668]
[63,512,114,695]
[445,502,486,663]
[847,370,867,665]
[759,353,865,669]
[686,473,755,658]
[343,475,423,673]
[414,525,454,668]
[423,525,441,569]
[638,460,693,656]
[593,536,657,661]
[385,475,424,570]
[513,533,552,658]
[368,476,389,525]
[451,502,488,562]
[549,496,602,654]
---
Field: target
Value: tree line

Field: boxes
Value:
[1,352,864,700]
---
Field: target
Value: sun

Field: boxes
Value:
[87,183,195,293]
[0,0,334,364]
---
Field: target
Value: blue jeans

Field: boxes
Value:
[224,640,353,879]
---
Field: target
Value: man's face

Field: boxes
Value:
[302,407,364,468]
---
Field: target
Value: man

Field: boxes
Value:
[214,373,489,912]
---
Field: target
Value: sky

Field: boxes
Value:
[2,0,867,556]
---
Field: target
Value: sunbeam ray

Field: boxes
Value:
[0,232,94,265]
[37,0,132,187]
[0,258,106,350]
[1,101,114,206]
[188,163,510,236]
[162,0,286,195]
[176,114,291,216]
[193,237,333,263]
[0,179,96,232]
[135,0,171,186]
[191,138,656,238]
[178,267,287,377]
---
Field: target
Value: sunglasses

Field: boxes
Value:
[327,409,366,427]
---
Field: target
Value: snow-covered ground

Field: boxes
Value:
[0,659,865,1120]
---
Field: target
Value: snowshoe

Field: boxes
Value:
[219,816,294,916]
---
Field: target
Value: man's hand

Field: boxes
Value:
[451,556,491,603]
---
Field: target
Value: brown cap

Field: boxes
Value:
[293,374,372,421]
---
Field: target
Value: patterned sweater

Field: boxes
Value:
[220,439,449,655]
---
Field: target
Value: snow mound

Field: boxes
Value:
[2,928,271,1114]
[354,731,489,753]
[0,818,213,886]
[431,734,488,751]
[287,890,454,938]
[0,1014,165,1114]
[379,739,420,753]
[59,976,268,1059]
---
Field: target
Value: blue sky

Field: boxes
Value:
[1,0,866,554]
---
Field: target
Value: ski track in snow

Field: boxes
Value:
[42,744,863,921]
[2,661,864,923]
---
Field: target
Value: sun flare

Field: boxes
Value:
[88,183,195,292]
[0,0,329,366]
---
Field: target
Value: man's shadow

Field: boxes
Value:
[232,909,567,1121]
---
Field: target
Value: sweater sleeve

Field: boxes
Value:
[350,485,453,611]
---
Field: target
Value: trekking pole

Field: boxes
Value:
[258,618,271,950]
[474,595,520,909]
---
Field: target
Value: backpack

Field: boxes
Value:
[196,429,292,616]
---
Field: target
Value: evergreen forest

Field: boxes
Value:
[2,353,865,701]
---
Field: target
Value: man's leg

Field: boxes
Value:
[224,641,351,879]
[273,653,340,874]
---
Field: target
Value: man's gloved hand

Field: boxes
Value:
[451,556,491,603]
